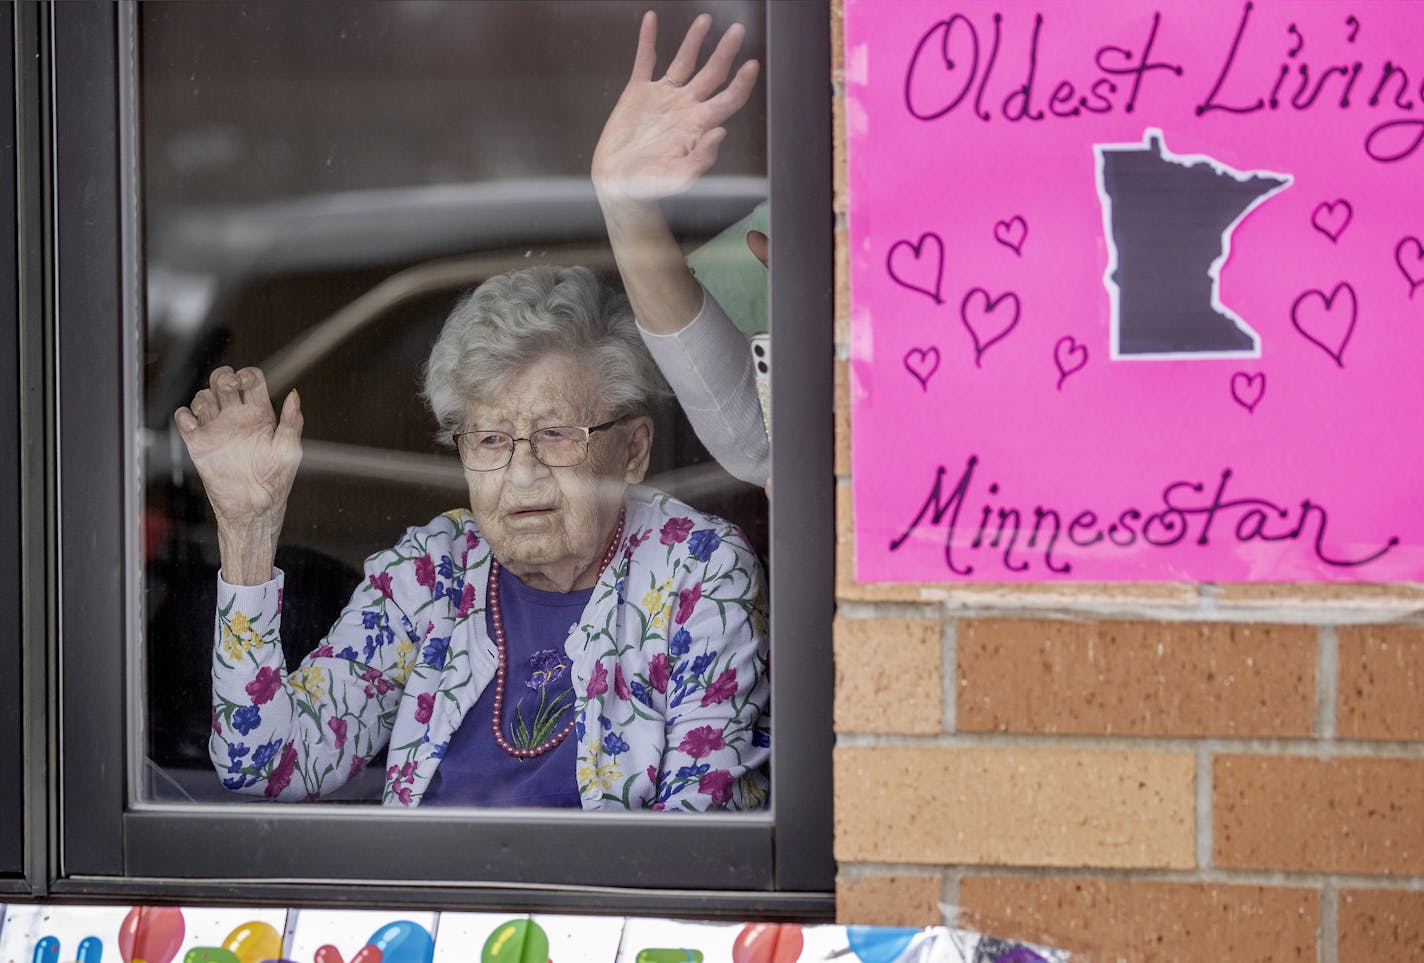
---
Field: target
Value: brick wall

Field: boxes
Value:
[828,4,1424,961]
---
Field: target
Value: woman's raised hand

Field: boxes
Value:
[592,10,759,203]
[174,366,303,584]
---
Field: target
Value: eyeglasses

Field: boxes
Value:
[453,415,630,472]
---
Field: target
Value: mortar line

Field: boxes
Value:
[1320,880,1338,963]
[840,861,963,880]
[1197,747,1213,871]
[941,871,960,929]
[919,864,1424,889]
[1316,624,1339,740]
[943,617,958,733]
[836,601,946,620]
[834,731,1424,757]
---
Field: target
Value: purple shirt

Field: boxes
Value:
[421,567,588,807]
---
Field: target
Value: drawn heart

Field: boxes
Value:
[993,215,1028,256]
[886,232,945,304]
[1290,282,1357,367]
[902,346,941,390]
[1310,199,1352,243]
[1052,335,1087,390]
[1397,235,1424,297]
[960,288,1021,367]
[1230,371,1266,413]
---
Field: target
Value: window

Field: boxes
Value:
[50,1,832,910]
[137,1,769,795]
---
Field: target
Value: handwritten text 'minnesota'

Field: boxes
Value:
[890,455,1400,577]
[904,2,1424,163]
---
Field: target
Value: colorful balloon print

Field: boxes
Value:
[633,952,703,963]
[33,937,60,963]
[118,908,186,963]
[221,922,282,963]
[845,927,916,963]
[479,920,548,963]
[78,938,105,963]
[314,946,381,963]
[33,935,103,963]
[364,922,433,963]
[183,950,239,963]
[731,924,805,963]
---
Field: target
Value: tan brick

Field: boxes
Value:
[1339,889,1424,962]
[1214,755,1424,875]
[1214,582,1424,608]
[958,619,1315,738]
[833,91,847,215]
[834,359,851,477]
[835,746,1195,869]
[830,0,844,83]
[835,218,850,345]
[836,874,942,927]
[1338,625,1424,741]
[959,877,1318,963]
[834,617,942,734]
[836,483,935,602]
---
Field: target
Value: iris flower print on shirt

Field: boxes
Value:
[511,649,573,751]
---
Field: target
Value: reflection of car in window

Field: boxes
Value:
[142,178,769,797]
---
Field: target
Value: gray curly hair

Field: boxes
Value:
[422,265,669,443]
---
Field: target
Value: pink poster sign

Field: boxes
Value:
[845,0,1424,582]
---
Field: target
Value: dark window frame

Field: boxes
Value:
[45,1,833,914]
[7,0,55,897]
[0,0,26,889]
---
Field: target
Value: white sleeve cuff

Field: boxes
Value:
[638,288,770,487]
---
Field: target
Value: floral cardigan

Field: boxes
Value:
[209,486,770,810]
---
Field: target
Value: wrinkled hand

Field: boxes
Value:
[592,11,759,203]
[174,366,302,554]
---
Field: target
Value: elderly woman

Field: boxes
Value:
[176,266,769,809]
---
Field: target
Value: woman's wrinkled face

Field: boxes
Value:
[462,353,651,593]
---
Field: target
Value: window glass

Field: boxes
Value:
[139,1,769,806]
